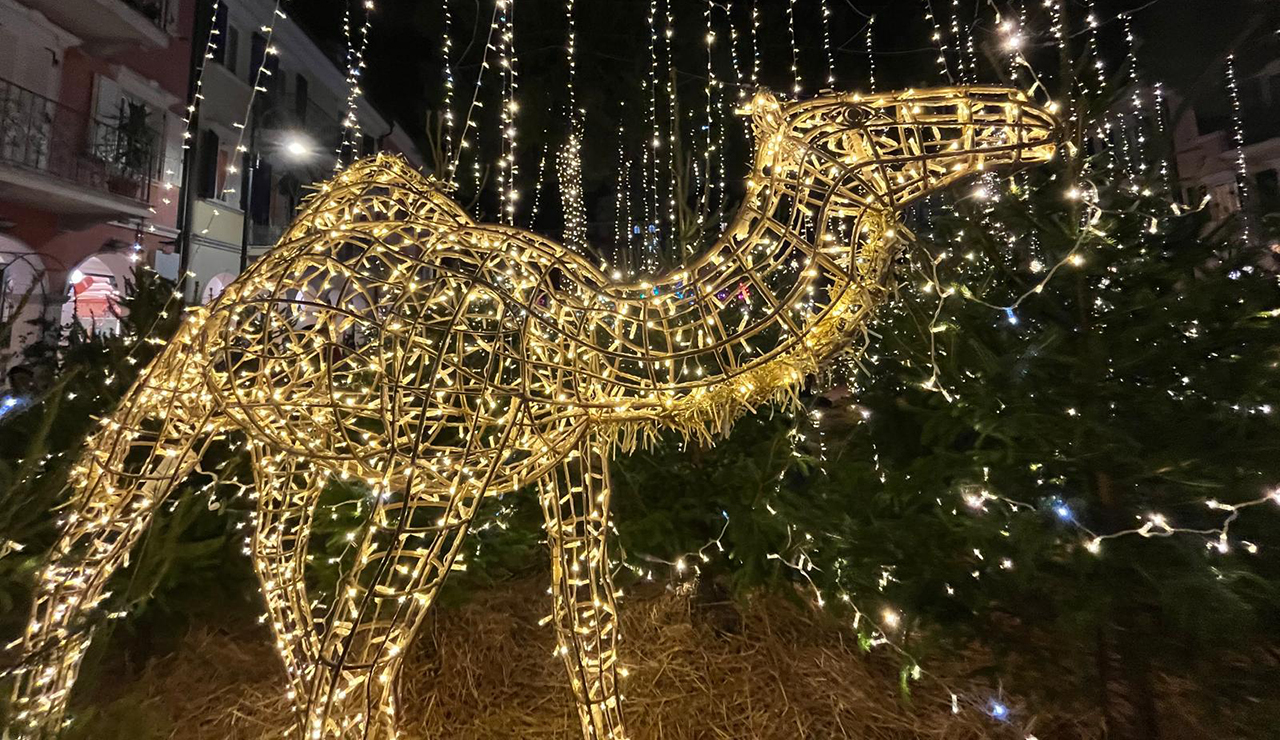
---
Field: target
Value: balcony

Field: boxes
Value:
[0,77,157,223]
[21,0,171,51]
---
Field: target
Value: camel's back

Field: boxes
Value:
[200,156,583,487]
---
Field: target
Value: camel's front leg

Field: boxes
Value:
[8,315,218,738]
[537,432,627,740]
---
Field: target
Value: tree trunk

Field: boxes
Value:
[1095,472,1162,740]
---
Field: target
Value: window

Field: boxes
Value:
[196,129,219,198]
[248,32,265,85]
[361,134,375,156]
[92,76,165,180]
[248,33,279,94]
[295,74,309,123]
[224,25,240,76]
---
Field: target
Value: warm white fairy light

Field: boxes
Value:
[441,0,457,183]
[450,2,501,199]
[1122,13,1148,177]
[336,0,373,170]
[949,0,967,83]
[820,0,835,87]
[866,15,877,93]
[645,0,662,270]
[1153,81,1170,186]
[959,0,977,81]
[564,0,579,121]
[332,0,354,172]
[1087,2,1106,95]
[497,0,520,224]
[179,0,223,155]
[216,1,285,205]
[923,0,954,82]
[527,140,549,225]
[1225,53,1250,240]
[614,126,628,249]
[560,0,586,251]
[726,0,745,99]
[786,0,801,94]
[663,0,678,232]
[750,0,760,87]
[703,0,719,226]
[558,133,588,253]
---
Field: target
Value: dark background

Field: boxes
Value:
[285,0,1279,234]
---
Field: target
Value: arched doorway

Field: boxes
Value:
[0,234,49,366]
[60,253,133,337]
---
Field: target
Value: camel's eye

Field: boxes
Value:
[840,106,869,129]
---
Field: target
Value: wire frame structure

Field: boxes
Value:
[8,86,1057,739]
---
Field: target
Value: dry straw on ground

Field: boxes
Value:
[88,579,1099,740]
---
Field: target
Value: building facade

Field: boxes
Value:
[0,0,419,377]
[182,0,420,305]
[1173,58,1280,225]
[0,0,193,361]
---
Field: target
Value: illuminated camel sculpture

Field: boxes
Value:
[9,87,1056,739]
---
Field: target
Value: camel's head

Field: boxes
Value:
[748,86,1060,212]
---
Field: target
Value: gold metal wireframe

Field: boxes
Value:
[7,86,1056,739]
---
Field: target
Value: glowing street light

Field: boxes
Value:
[284,134,313,159]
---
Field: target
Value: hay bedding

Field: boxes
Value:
[93,579,1095,739]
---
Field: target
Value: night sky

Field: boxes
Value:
[288,0,1278,230]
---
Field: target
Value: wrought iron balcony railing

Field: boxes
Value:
[0,76,158,205]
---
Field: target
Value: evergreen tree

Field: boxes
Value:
[601,131,1280,736]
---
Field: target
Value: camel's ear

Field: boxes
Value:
[745,90,783,141]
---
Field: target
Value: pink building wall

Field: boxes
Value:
[6,0,195,289]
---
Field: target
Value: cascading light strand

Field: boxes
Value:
[441,0,457,184]
[923,0,954,82]
[821,0,835,87]
[646,0,662,269]
[786,0,801,94]
[1225,53,1251,241]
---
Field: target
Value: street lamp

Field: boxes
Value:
[284,134,312,159]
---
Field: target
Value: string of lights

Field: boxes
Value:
[1225,53,1251,241]
[206,0,284,225]
[866,14,877,93]
[820,0,835,87]
[441,0,457,184]
[786,0,801,94]
[750,0,760,88]
[645,0,662,270]
[923,0,954,82]
[498,0,519,224]
[448,1,501,200]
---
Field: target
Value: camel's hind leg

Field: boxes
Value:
[248,445,326,719]
[8,315,218,738]
[300,463,490,739]
[537,432,627,740]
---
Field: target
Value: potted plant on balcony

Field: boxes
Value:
[105,102,155,199]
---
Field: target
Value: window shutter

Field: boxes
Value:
[197,129,219,198]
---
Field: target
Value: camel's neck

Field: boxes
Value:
[570,137,897,421]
